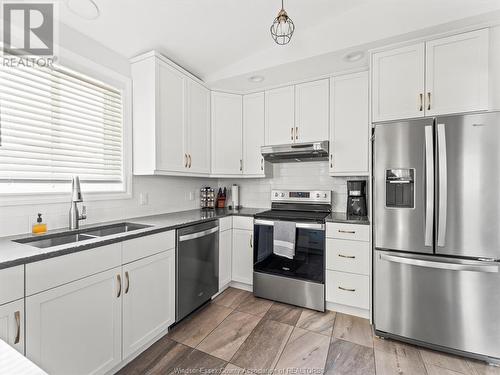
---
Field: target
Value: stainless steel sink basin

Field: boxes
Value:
[15,233,96,249]
[83,222,150,237]
[14,222,151,249]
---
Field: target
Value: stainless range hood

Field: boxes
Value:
[261,141,329,163]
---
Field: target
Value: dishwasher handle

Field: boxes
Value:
[178,226,219,242]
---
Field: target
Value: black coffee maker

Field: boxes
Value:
[347,180,367,217]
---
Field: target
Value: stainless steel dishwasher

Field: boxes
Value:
[176,220,219,322]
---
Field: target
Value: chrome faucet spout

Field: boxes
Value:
[69,176,86,229]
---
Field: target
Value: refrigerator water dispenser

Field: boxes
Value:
[385,169,414,208]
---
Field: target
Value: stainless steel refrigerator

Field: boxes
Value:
[373,112,500,364]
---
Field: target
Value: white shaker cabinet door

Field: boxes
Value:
[243,92,265,176]
[219,229,232,289]
[372,43,425,122]
[330,72,369,176]
[0,299,24,354]
[232,229,253,285]
[295,79,329,142]
[122,250,175,359]
[211,92,243,175]
[425,29,489,116]
[265,86,295,145]
[157,61,187,172]
[186,79,211,173]
[26,268,122,375]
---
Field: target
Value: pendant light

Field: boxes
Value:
[270,0,295,45]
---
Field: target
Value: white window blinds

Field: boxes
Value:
[0,64,123,185]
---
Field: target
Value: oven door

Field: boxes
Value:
[253,219,325,283]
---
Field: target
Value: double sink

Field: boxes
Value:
[14,222,151,249]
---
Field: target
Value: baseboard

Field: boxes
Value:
[326,301,370,319]
[229,281,253,292]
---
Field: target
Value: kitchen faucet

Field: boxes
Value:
[69,176,87,230]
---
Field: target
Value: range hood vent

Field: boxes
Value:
[261,141,329,163]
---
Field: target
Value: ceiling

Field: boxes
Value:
[60,0,500,91]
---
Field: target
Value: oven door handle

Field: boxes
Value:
[254,219,325,231]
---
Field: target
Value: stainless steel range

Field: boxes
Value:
[253,190,331,311]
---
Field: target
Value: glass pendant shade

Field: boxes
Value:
[270,1,295,45]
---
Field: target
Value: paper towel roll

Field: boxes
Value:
[231,184,239,209]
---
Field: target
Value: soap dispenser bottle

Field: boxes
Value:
[32,213,47,234]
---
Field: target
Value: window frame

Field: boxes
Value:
[0,46,133,206]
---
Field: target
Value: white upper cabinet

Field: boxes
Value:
[211,92,243,175]
[243,92,265,176]
[186,80,211,173]
[425,29,489,116]
[372,43,425,122]
[372,29,490,122]
[265,86,295,145]
[157,62,186,172]
[131,52,210,176]
[295,79,329,142]
[330,72,369,176]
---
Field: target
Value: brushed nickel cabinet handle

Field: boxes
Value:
[125,271,130,294]
[117,274,122,298]
[14,311,20,344]
[295,126,298,140]
[261,158,264,171]
[291,127,294,140]
[338,254,356,259]
[250,234,253,248]
[419,93,423,111]
[184,154,188,168]
[330,154,333,168]
[338,230,355,234]
[240,159,243,172]
[427,92,431,111]
[338,286,356,292]
[188,154,192,168]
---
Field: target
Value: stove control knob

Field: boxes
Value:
[324,193,328,198]
[274,192,279,197]
[280,193,285,198]
[316,193,320,198]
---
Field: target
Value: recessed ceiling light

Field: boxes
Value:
[249,75,265,83]
[343,51,365,62]
[65,0,100,20]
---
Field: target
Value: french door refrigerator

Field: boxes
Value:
[373,112,500,363]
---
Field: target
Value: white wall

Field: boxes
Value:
[218,161,367,213]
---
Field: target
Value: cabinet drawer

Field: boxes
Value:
[122,230,175,264]
[0,266,24,305]
[326,223,369,241]
[26,243,121,296]
[326,239,370,275]
[232,216,253,231]
[219,216,232,232]
[326,270,369,309]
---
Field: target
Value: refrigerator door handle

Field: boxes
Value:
[437,123,447,247]
[424,126,434,247]
[380,253,499,273]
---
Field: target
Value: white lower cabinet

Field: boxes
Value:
[219,229,232,289]
[26,267,122,375]
[0,299,24,354]
[326,271,369,310]
[122,250,175,359]
[232,228,253,285]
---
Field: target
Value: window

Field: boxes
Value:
[0,63,124,195]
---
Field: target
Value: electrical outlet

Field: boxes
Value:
[139,192,149,206]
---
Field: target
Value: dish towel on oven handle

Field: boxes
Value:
[273,220,296,259]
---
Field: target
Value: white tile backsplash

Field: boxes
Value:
[219,161,366,212]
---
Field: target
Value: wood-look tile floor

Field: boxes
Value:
[118,288,500,375]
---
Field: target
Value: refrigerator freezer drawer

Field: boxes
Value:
[326,270,369,309]
[374,250,500,360]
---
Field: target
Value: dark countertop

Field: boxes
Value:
[0,207,267,270]
[0,207,370,269]
[326,212,370,225]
